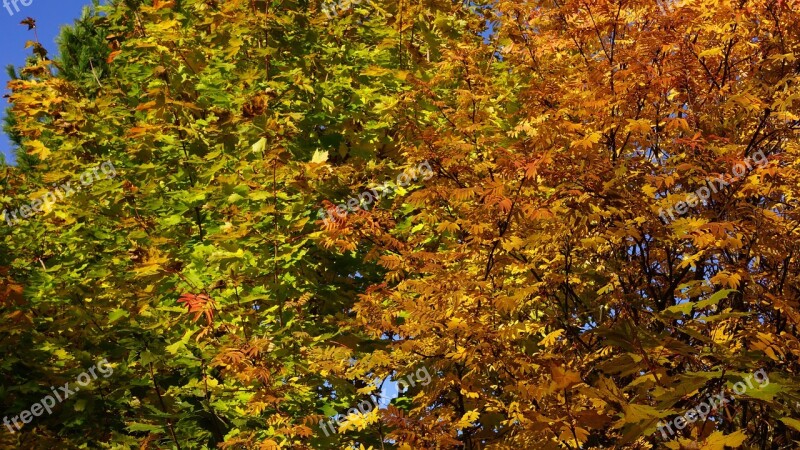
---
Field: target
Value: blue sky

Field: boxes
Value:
[1,0,91,164]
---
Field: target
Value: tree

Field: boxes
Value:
[2,0,800,448]
[55,2,111,91]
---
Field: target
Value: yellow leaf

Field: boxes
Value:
[699,47,723,58]
[501,236,525,251]
[27,140,51,159]
[356,384,377,395]
[666,117,690,132]
[252,137,267,153]
[311,150,329,164]
[436,221,459,233]
[621,403,661,424]
[572,131,602,150]
[539,329,564,347]
[700,430,747,450]
[625,118,652,134]
[642,184,657,198]
[780,417,800,432]
[559,426,590,448]
[455,410,480,429]
[550,365,582,390]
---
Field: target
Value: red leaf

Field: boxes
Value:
[177,293,215,325]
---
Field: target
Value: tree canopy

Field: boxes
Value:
[2,0,800,448]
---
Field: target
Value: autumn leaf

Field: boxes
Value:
[20,17,36,30]
[177,293,215,325]
[700,431,747,450]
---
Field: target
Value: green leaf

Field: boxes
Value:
[743,382,782,401]
[126,423,164,433]
[695,289,737,310]
[108,308,129,323]
[664,301,693,315]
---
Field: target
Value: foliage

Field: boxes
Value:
[55,2,111,91]
[2,0,800,449]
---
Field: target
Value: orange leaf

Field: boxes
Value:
[107,50,122,64]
